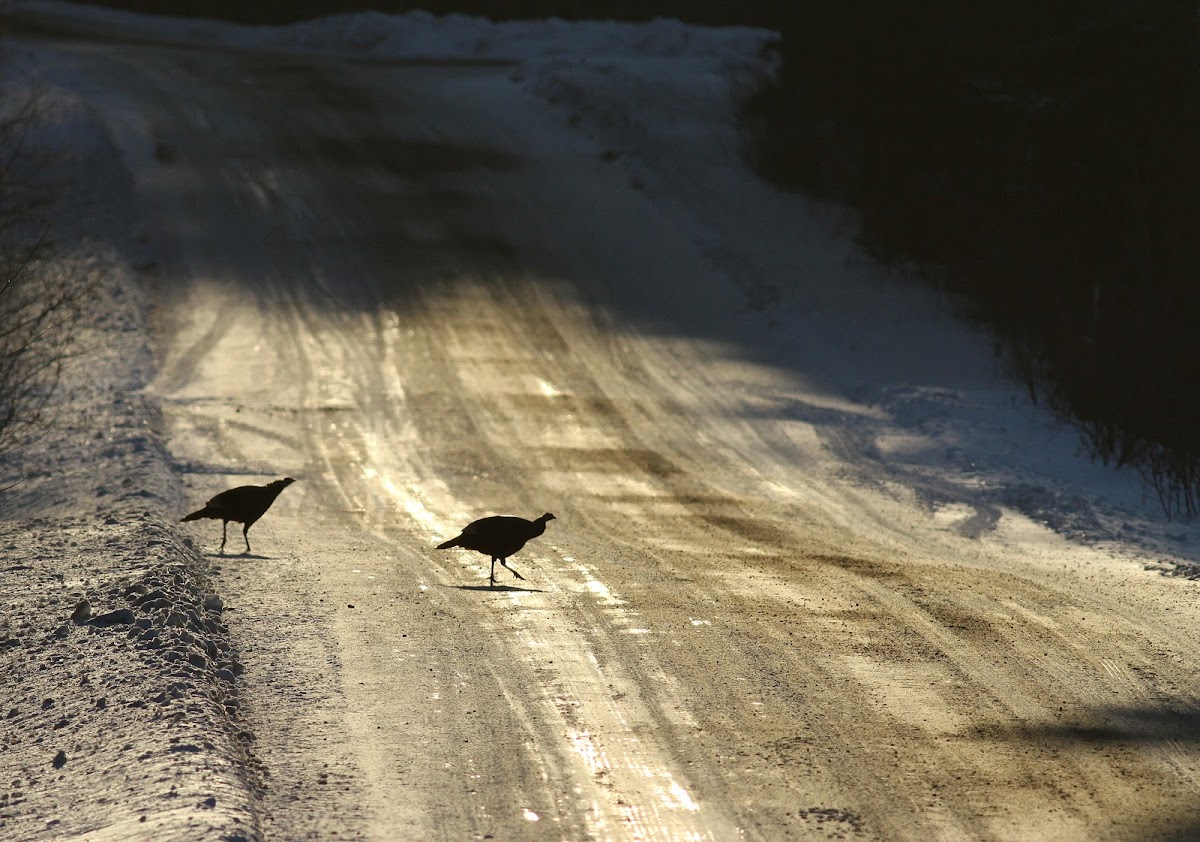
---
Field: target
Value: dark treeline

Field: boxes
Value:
[80,2,1200,514]
[743,1,1200,516]
[72,0,786,26]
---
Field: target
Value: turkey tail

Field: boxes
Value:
[180,506,216,523]
[436,537,460,550]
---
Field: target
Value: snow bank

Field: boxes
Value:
[0,72,261,840]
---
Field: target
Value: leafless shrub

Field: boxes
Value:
[0,77,81,470]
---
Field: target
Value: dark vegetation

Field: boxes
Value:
[72,2,1200,515]
[741,1,1200,516]
[67,0,786,27]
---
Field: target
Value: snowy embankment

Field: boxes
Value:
[0,70,261,838]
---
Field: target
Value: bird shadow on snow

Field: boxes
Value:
[203,551,274,561]
[451,583,546,594]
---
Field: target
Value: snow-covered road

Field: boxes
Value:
[8,5,1200,840]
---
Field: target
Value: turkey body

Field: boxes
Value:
[437,513,556,585]
[181,477,296,553]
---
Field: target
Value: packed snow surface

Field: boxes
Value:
[4,2,1200,840]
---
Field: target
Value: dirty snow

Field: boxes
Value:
[2,1,1198,839]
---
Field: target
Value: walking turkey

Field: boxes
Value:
[181,477,296,554]
[437,512,555,586]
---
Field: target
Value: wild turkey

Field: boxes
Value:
[437,513,555,585]
[181,477,295,554]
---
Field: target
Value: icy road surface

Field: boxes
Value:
[32,25,1200,842]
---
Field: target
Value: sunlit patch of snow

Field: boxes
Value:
[569,729,611,776]
[384,480,445,536]
[577,565,628,607]
[626,761,703,817]
[663,780,701,813]
[932,502,976,525]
